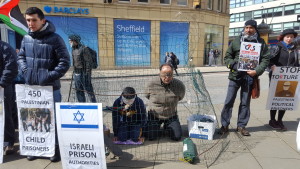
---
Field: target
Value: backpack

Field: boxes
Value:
[85,46,98,69]
[175,56,180,65]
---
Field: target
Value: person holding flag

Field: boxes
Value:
[17,7,70,162]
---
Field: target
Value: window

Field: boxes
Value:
[296,4,300,14]
[207,0,212,9]
[177,0,187,6]
[217,0,222,11]
[245,12,252,21]
[283,23,293,30]
[294,22,300,31]
[160,0,170,4]
[271,23,282,32]
[273,7,282,17]
[138,0,148,3]
[284,5,295,15]
[254,0,262,4]
[253,10,262,19]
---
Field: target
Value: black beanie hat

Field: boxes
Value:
[281,29,298,37]
[244,19,257,29]
[68,34,81,43]
[122,87,136,99]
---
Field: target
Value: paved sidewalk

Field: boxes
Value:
[2,66,300,169]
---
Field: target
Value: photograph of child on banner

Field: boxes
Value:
[20,108,52,133]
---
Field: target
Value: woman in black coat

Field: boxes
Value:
[268,29,299,131]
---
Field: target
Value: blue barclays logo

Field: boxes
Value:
[43,6,89,15]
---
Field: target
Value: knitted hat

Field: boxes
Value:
[244,19,257,29]
[281,29,298,37]
[122,87,136,99]
[68,34,81,43]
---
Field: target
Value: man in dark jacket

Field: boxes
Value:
[219,19,269,136]
[0,41,18,155]
[145,64,185,141]
[18,7,70,162]
[69,34,96,103]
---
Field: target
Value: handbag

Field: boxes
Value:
[251,76,260,99]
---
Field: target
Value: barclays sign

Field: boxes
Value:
[43,6,89,15]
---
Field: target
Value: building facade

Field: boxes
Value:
[7,0,230,69]
[229,0,300,45]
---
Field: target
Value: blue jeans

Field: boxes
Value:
[221,75,253,128]
[74,72,96,103]
[117,124,141,142]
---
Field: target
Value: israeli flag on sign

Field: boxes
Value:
[59,105,99,129]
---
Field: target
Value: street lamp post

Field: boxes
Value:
[257,18,272,46]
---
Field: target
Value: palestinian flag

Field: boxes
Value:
[0,0,28,36]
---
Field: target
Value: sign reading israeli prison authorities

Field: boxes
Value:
[0,88,4,163]
[56,103,106,169]
[266,67,300,111]
[16,84,55,157]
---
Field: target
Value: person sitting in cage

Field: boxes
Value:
[112,87,146,143]
[145,64,185,141]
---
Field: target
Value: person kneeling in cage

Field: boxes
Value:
[112,87,146,143]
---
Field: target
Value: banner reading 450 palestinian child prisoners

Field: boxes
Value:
[266,67,300,111]
[56,103,106,169]
[16,84,55,157]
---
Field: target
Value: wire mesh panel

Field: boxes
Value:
[56,10,228,167]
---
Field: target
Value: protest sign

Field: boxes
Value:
[16,84,55,157]
[56,103,106,169]
[0,88,4,163]
[266,67,300,110]
[238,42,261,71]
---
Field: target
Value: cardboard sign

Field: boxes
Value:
[266,67,300,110]
[238,42,261,71]
[56,103,106,169]
[16,84,55,157]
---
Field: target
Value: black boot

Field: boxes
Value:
[50,146,61,162]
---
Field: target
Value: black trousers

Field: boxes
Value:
[146,113,182,141]
[4,84,15,146]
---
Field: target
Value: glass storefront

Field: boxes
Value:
[204,24,224,66]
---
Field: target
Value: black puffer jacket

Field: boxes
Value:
[18,21,70,90]
[0,41,18,87]
[269,41,299,67]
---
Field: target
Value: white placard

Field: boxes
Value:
[56,103,106,169]
[0,88,4,163]
[238,42,261,71]
[266,67,300,110]
[16,84,55,157]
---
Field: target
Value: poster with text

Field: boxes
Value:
[266,67,300,110]
[238,42,261,71]
[56,103,106,169]
[160,22,189,66]
[114,19,150,67]
[0,88,4,163]
[16,84,55,157]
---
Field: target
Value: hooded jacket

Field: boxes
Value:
[18,20,70,90]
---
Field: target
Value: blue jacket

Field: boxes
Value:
[112,96,146,137]
[18,21,70,90]
[0,41,18,88]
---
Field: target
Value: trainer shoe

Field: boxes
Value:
[269,120,281,130]
[237,127,250,136]
[3,146,14,155]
